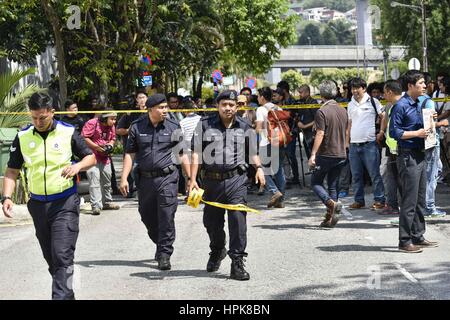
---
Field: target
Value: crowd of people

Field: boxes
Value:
[2,70,450,299]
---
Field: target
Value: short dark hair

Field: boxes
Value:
[298,84,310,94]
[28,92,53,111]
[250,94,259,105]
[205,98,215,106]
[274,87,284,96]
[64,99,76,109]
[167,92,178,100]
[402,70,424,87]
[350,77,367,89]
[135,91,148,98]
[437,72,449,79]
[258,87,272,102]
[240,87,252,95]
[182,96,195,109]
[384,80,403,95]
[277,80,290,92]
[422,72,432,86]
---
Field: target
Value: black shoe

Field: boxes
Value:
[206,249,227,272]
[157,256,171,270]
[286,178,300,185]
[230,257,250,281]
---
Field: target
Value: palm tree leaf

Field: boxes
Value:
[0,68,42,128]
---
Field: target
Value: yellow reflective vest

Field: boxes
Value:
[385,105,398,155]
[18,121,76,201]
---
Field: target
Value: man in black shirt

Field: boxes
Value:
[61,99,85,133]
[117,91,147,198]
[297,84,318,160]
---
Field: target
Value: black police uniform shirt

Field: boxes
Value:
[191,113,256,173]
[7,120,93,169]
[125,115,185,172]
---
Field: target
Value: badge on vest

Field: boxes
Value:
[29,141,36,149]
[52,141,61,151]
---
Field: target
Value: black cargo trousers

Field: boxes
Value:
[27,193,80,300]
[202,173,248,259]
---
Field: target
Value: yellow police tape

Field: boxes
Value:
[0,98,448,116]
[187,188,260,214]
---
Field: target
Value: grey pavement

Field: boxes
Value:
[1,155,450,300]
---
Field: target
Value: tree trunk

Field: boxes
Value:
[174,72,178,94]
[192,67,197,96]
[164,72,169,94]
[196,69,205,98]
[41,0,67,106]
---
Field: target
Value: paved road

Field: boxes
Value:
[1,176,450,300]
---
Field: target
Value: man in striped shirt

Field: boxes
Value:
[179,96,202,192]
[180,96,202,146]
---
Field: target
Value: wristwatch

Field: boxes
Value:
[1,196,12,204]
[256,165,263,169]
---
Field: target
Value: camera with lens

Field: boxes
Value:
[101,144,113,155]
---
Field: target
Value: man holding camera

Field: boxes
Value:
[82,107,120,215]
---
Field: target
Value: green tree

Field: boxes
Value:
[0,1,51,64]
[322,26,338,45]
[0,68,43,128]
[1,0,300,102]
[372,0,450,75]
[309,68,358,88]
[281,69,305,92]
[298,23,323,45]
[219,0,299,75]
[328,19,355,45]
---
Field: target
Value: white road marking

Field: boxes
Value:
[394,263,419,283]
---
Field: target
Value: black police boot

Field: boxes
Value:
[230,257,250,281]
[157,255,171,271]
[206,248,227,272]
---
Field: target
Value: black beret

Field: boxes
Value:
[146,93,167,108]
[216,90,238,103]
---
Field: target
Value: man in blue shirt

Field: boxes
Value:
[389,70,438,253]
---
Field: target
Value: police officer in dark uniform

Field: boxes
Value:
[188,90,265,281]
[119,93,190,270]
[2,92,96,300]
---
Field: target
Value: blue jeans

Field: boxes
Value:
[311,156,346,205]
[260,145,286,197]
[349,141,385,204]
[425,146,442,214]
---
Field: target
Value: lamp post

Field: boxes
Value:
[391,0,428,72]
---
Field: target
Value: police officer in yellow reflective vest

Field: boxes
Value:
[2,93,96,300]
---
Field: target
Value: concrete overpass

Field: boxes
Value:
[266,45,408,83]
[273,45,407,68]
